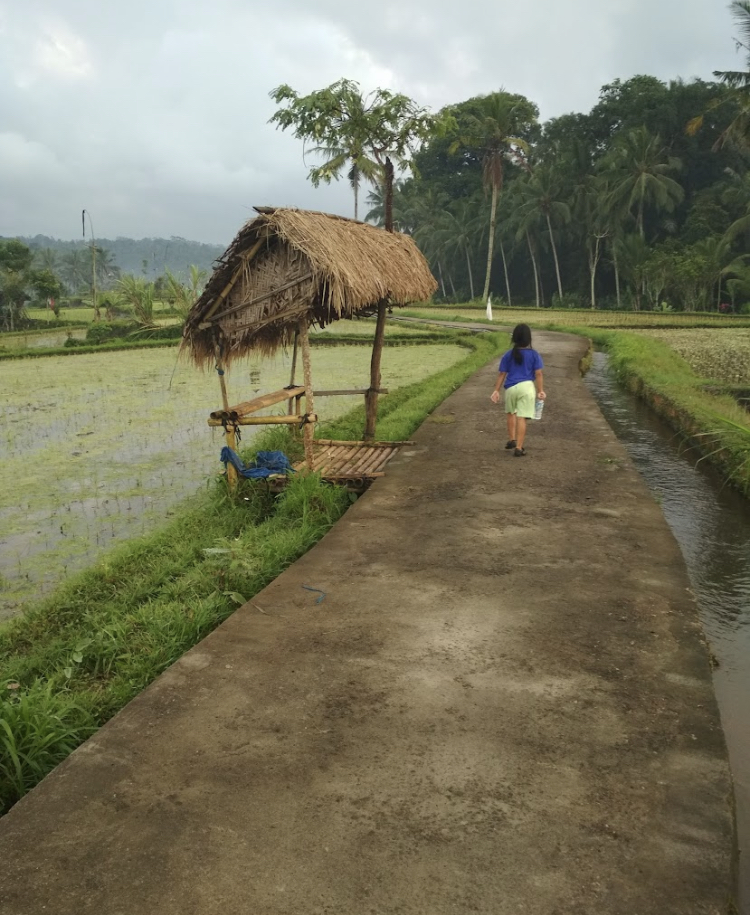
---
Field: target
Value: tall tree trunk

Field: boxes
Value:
[437,260,447,299]
[637,194,645,240]
[384,159,394,233]
[613,246,622,309]
[482,184,499,301]
[547,214,563,301]
[588,236,601,309]
[448,273,457,300]
[499,236,512,307]
[526,231,540,308]
[465,246,475,300]
[365,158,395,441]
[353,183,359,221]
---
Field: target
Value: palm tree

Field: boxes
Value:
[94,247,120,288]
[692,235,748,308]
[33,248,60,274]
[712,1,750,148]
[449,91,538,301]
[601,127,684,240]
[312,140,382,220]
[516,165,571,301]
[60,249,88,294]
[431,200,483,300]
[616,234,650,310]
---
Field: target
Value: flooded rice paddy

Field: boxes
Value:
[0,341,466,619]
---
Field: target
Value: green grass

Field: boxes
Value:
[0,327,504,815]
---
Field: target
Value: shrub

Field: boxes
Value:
[551,292,584,309]
[85,321,136,345]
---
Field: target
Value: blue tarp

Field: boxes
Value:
[220,447,294,479]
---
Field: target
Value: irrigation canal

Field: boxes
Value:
[586,351,750,912]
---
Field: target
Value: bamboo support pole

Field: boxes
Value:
[299,321,315,469]
[364,302,388,441]
[210,386,305,421]
[215,350,238,491]
[288,329,300,415]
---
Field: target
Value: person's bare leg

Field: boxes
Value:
[516,416,527,450]
[506,413,517,443]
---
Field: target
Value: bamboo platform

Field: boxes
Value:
[271,440,413,491]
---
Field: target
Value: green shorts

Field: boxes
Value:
[505,380,536,418]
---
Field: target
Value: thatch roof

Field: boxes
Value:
[181,206,437,367]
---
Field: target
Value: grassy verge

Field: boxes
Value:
[400,305,750,330]
[0,328,503,815]
[0,330,450,361]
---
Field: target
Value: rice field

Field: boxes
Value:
[634,328,750,385]
[0,340,466,619]
[404,306,750,330]
[1,329,88,350]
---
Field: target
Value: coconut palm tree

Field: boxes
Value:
[60,249,88,294]
[94,247,120,288]
[431,200,483,300]
[616,234,651,310]
[311,140,382,220]
[449,91,539,301]
[600,127,684,240]
[711,1,750,148]
[516,165,571,301]
[33,248,60,274]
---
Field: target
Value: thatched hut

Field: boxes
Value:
[182,206,436,364]
[181,207,437,483]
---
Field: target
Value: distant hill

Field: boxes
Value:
[10,235,226,279]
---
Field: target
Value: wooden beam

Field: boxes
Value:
[208,413,317,428]
[313,388,389,397]
[204,273,313,325]
[200,237,266,325]
[313,439,415,447]
[210,386,305,420]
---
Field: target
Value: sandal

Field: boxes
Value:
[514,447,526,457]
[505,439,517,450]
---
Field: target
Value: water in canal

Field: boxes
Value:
[585,352,750,912]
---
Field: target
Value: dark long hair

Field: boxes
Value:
[511,324,532,364]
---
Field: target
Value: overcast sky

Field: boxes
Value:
[0,0,741,245]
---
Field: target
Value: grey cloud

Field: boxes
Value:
[0,0,740,244]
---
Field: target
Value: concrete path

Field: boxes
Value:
[0,332,735,915]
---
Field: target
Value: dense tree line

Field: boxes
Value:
[3,235,223,284]
[362,74,750,311]
[0,235,209,330]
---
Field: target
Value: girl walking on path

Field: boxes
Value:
[490,324,545,457]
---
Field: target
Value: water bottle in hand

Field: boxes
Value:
[534,398,545,421]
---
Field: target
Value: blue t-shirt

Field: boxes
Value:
[499,348,543,388]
